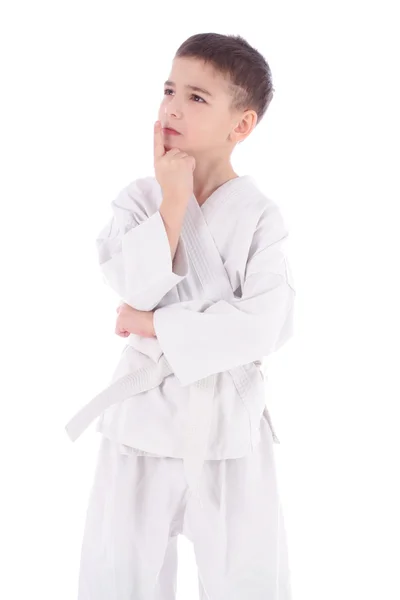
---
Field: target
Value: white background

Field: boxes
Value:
[1,1,399,599]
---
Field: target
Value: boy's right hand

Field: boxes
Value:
[153,120,196,202]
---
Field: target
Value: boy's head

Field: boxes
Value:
[158,33,274,157]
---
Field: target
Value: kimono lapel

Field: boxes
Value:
[180,175,259,302]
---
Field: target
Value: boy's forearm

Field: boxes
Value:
[159,195,188,261]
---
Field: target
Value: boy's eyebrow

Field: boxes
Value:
[164,80,213,98]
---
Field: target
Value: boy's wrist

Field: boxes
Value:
[147,311,156,337]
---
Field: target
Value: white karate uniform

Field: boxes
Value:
[65,174,296,599]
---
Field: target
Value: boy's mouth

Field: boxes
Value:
[162,127,181,136]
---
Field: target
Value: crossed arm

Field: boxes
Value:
[101,190,295,387]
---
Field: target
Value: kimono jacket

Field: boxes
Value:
[65,174,296,503]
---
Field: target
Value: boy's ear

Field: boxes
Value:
[231,110,258,143]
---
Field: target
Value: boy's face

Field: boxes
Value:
[158,57,252,154]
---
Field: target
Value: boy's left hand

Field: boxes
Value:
[115,303,156,338]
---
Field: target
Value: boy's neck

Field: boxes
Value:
[193,163,239,207]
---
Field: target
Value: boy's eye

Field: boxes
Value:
[192,94,205,103]
[163,89,205,103]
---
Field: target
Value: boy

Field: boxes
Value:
[66,32,296,600]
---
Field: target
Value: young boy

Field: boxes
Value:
[66,32,296,600]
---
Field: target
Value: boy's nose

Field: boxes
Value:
[164,102,182,119]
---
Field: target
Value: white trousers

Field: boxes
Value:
[77,415,292,600]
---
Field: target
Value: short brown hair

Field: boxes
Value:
[175,32,274,125]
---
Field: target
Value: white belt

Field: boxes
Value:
[65,355,216,506]
[65,355,279,506]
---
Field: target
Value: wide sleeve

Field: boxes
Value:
[153,206,296,387]
[96,182,189,311]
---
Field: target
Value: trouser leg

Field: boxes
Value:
[153,534,179,600]
[77,436,186,600]
[186,416,292,600]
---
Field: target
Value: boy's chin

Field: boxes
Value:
[164,138,198,156]
[165,139,186,151]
